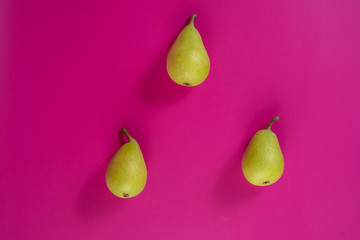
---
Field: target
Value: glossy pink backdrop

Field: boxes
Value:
[1,0,360,239]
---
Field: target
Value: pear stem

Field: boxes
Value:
[121,127,132,142]
[266,116,280,131]
[190,14,197,25]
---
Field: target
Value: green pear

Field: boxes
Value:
[105,128,147,198]
[167,14,210,87]
[242,117,284,186]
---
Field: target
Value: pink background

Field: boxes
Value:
[1,0,360,239]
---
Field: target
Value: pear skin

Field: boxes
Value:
[242,117,284,186]
[167,14,210,87]
[105,128,147,198]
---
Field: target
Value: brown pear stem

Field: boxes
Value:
[266,116,280,131]
[190,14,197,25]
[121,127,132,142]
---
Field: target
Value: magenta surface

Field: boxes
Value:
[1,0,360,239]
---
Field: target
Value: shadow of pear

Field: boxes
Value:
[137,41,191,108]
[213,107,284,207]
[76,159,125,221]
[213,143,262,207]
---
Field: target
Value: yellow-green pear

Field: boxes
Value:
[242,117,284,186]
[167,14,210,87]
[105,128,147,198]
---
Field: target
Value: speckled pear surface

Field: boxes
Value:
[242,117,284,186]
[105,128,147,198]
[167,14,210,86]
